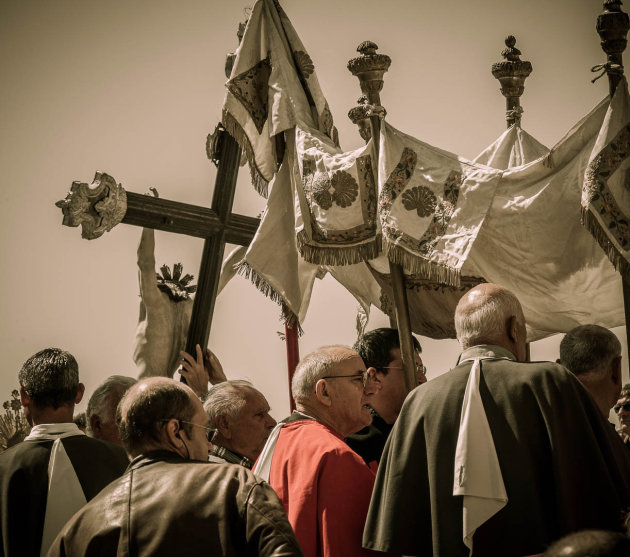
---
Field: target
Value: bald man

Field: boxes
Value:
[254,345,381,557]
[364,284,630,557]
[49,378,304,557]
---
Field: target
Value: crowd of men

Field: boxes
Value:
[1,283,630,557]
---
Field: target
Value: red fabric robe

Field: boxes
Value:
[268,419,383,557]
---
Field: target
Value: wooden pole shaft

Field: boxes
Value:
[184,130,241,357]
[597,0,630,376]
[348,41,417,393]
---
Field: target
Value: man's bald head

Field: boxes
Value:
[116,377,199,457]
[455,284,527,361]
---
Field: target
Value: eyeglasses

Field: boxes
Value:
[614,402,630,413]
[160,419,216,442]
[321,371,369,387]
[382,363,427,376]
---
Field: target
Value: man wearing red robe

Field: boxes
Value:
[253,345,386,557]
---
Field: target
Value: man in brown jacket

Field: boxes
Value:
[48,377,304,557]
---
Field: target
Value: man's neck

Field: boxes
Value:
[294,402,344,436]
[30,405,75,426]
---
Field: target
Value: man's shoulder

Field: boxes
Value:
[0,438,51,470]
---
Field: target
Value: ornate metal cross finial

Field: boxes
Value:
[347,41,391,105]
[597,0,629,95]
[491,36,532,127]
[55,172,127,240]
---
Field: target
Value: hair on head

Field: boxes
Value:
[454,286,524,349]
[559,325,621,376]
[353,328,421,374]
[116,379,196,455]
[18,348,79,409]
[203,380,254,428]
[87,375,137,434]
[291,345,357,403]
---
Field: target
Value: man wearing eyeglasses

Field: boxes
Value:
[347,328,425,468]
[48,377,304,557]
[615,383,630,448]
[253,345,385,557]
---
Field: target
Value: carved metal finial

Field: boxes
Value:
[55,172,127,240]
[347,41,391,105]
[597,0,629,94]
[348,96,372,142]
[491,36,532,127]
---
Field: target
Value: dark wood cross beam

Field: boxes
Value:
[57,129,258,358]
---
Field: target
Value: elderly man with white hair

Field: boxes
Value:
[254,345,381,557]
[363,283,630,557]
[86,375,137,445]
[204,380,276,468]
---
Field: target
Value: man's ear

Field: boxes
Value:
[75,383,85,405]
[19,386,30,408]
[164,418,185,449]
[367,367,381,384]
[611,355,622,386]
[215,414,231,439]
[507,315,519,344]
[315,379,332,407]
[90,414,102,436]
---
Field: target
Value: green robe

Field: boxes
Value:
[363,345,630,556]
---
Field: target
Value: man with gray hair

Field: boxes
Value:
[0,348,128,557]
[203,380,276,468]
[253,345,381,557]
[364,284,630,557]
[48,377,304,556]
[559,325,622,417]
[86,375,137,445]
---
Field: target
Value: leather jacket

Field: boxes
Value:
[48,450,305,557]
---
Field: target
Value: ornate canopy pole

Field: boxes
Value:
[348,42,417,393]
[491,36,532,128]
[596,0,630,373]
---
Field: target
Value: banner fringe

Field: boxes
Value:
[382,241,462,287]
[581,207,630,283]
[236,261,303,332]
[296,230,382,266]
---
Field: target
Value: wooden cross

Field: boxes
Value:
[54,32,302,403]
[55,128,258,357]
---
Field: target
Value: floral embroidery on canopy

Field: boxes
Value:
[226,55,272,134]
[294,125,379,265]
[380,147,417,207]
[417,170,463,256]
[583,122,630,251]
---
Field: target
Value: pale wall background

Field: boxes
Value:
[1,0,626,421]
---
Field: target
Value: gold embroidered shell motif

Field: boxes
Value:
[402,186,437,217]
[308,170,359,210]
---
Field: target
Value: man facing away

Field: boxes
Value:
[204,380,276,468]
[49,377,304,557]
[347,328,425,468]
[254,345,390,557]
[559,324,622,418]
[0,348,129,557]
[364,284,630,557]
[86,374,137,445]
